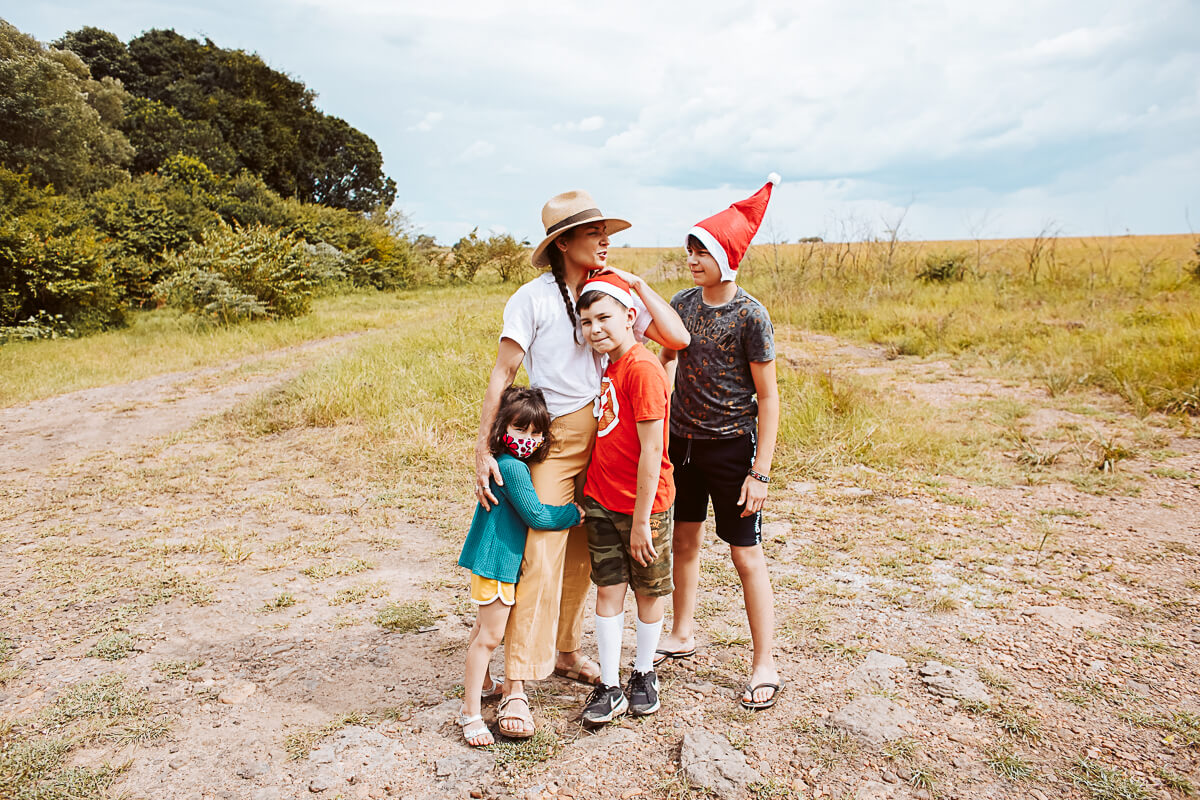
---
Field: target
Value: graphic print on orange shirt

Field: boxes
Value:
[597,377,619,437]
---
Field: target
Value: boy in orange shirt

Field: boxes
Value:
[575,271,685,725]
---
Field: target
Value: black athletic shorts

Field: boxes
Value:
[668,432,762,547]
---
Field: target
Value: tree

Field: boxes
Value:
[119,97,236,175]
[53,26,140,85]
[301,115,396,211]
[0,21,133,194]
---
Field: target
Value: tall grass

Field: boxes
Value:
[0,290,454,407]
[615,234,1199,415]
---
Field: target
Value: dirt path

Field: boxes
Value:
[2,331,1198,800]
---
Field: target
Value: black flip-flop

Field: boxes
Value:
[652,647,697,668]
[740,681,785,710]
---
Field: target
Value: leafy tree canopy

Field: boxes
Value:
[0,20,134,194]
[56,25,396,211]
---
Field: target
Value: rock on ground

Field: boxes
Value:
[846,651,908,692]
[828,696,917,745]
[1021,605,1116,630]
[917,661,992,705]
[679,730,762,800]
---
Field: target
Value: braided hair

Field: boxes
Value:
[546,241,582,344]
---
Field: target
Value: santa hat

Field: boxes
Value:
[580,270,636,308]
[689,173,781,282]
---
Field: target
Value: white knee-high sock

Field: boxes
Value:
[595,611,624,687]
[634,616,663,674]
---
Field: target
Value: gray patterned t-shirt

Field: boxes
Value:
[669,287,775,439]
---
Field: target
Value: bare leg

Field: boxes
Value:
[730,543,779,704]
[634,593,664,624]
[658,520,703,653]
[465,615,496,693]
[462,601,509,745]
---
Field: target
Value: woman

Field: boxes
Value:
[473,190,689,737]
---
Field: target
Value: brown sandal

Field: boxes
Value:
[497,692,535,739]
[552,658,601,686]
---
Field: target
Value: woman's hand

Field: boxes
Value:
[602,265,644,292]
[475,444,502,510]
[573,502,585,521]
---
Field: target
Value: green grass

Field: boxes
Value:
[86,632,134,661]
[0,674,165,799]
[0,290,442,407]
[1069,757,1151,800]
[491,729,561,768]
[375,600,442,633]
[984,743,1035,781]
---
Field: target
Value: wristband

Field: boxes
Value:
[748,469,770,484]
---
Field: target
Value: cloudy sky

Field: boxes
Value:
[10,1,1200,246]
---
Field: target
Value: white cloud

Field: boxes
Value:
[553,115,605,132]
[458,140,496,161]
[11,0,1198,244]
[409,111,443,132]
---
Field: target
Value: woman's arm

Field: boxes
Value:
[474,338,525,510]
[738,359,779,517]
[498,459,583,531]
[605,267,690,350]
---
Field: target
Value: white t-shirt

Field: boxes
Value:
[500,273,652,419]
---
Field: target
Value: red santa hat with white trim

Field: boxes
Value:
[581,270,636,310]
[688,173,781,282]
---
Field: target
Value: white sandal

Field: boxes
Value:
[481,676,502,699]
[457,711,493,747]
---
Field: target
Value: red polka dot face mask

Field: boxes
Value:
[503,430,543,459]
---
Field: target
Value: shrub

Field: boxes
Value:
[1189,240,1199,282]
[0,168,124,335]
[447,229,532,283]
[917,252,969,283]
[155,223,316,322]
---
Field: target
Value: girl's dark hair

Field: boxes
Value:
[488,385,553,463]
[545,239,582,344]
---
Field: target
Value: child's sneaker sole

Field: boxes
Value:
[629,698,660,716]
[582,693,628,725]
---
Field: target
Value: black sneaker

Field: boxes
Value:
[627,669,660,716]
[582,683,628,725]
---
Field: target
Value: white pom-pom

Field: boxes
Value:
[767,172,782,186]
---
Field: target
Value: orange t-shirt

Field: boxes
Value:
[584,343,674,515]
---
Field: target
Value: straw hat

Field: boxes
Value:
[530,190,631,267]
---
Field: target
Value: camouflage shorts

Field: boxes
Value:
[583,497,674,597]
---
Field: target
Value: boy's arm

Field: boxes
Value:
[606,268,690,350]
[738,360,779,517]
[631,417,665,567]
[498,459,583,531]
[659,347,678,393]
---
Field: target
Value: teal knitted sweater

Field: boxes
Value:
[458,453,581,584]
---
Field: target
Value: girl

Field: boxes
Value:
[457,386,582,746]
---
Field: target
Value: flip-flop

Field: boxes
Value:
[740,681,785,710]
[652,647,697,668]
[553,658,601,686]
[497,692,536,739]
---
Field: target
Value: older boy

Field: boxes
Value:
[657,175,784,710]
[576,271,682,724]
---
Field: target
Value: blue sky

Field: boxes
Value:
[8,1,1200,246]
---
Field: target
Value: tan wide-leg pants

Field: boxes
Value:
[504,404,596,681]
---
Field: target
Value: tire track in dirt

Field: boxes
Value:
[0,332,367,479]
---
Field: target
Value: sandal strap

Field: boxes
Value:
[498,692,529,711]
[457,712,484,726]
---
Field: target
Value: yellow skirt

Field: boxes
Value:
[471,573,516,606]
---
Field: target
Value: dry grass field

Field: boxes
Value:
[1,234,1198,800]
